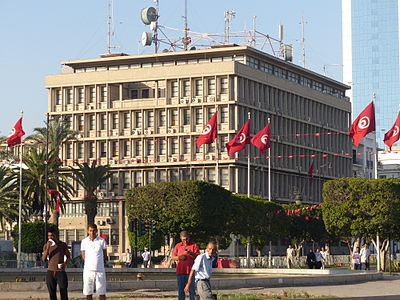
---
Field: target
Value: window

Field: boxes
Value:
[182,169,191,181]
[171,139,178,154]
[171,81,178,97]
[66,89,73,104]
[78,88,84,103]
[111,141,119,157]
[184,138,191,154]
[133,171,142,187]
[89,115,95,130]
[159,140,166,155]
[135,140,142,156]
[145,171,153,184]
[170,170,179,181]
[183,80,190,97]
[207,168,216,183]
[220,78,228,94]
[111,229,119,246]
[194,169,203,180]
[100,142,106,157]
[171,110,178,126]
[89,142,95,158]
[130,89,139,99]
[78,115,84,131]
[100,86,107,102]
[89,87,96,102]
[159,110,166,126]
[147,111,154,127]
[288,71,299,83]
[208,107,216,121]
[158,87,165,98]
[221,168,229,187]
[66,143,73,159]
[65,116,72,129]
[135,111,142,128]
[122,140,130,157]
[112,113,118,129]
[142,89,150,98]
[195,108,203,125]
[195,79,203,96]
[183,109,190,125]
[158,170,167,182]
[123,112,130,129]
[221,106,228,123]
[55,89,62,105]
[207,78,216,95]
[77,143,84,159]
[122,172,130,189]
[147,140,154,155]
[111,173,118,191]
[100,114,107,130]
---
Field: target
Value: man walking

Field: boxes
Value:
[142,247,151,268]
[360,243,370,270]
[171,231,200,300]
[184,241,217,300]
[124,249,132,268]
[42,228,71,300]
[286,245,295,268]
[81,224,107,300]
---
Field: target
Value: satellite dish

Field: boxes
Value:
[190,46,196,50]
[141,32,153,46]
[141,7,158,25]
[150,21,157,31]
[162,49,169,53]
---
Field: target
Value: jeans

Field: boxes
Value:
[46,270,68,300]
[177,274,195,300]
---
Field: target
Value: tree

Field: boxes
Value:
[0,166,21,231]
[72,161,111,226]
[322,178,400,271]
[22,148,73,217]
[27,118,77,152]
[229,194,286,256]
[13,221,58,253]
[126,181,233,244]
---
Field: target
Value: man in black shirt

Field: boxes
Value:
[42,228,71,300]
[306,249,316,269]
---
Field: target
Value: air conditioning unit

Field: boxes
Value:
[192,98,199,103]
[86,105,95,110]
[98,192,106,197]
[132,129,140,135]
[167,128,175,134]
[97,220,106,226]
[180,98,189,104]
[112,131,118,136]
[108,192,115,197]
[109,160,115,164]
[106,218,115,224]
[76,134,83,138]
[169,157,177,162]
[144,129,153,135]
[207,155,215,160]
[207,95,215,102]
[124,160,129,164]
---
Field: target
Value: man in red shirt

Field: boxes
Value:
[171,231,200,300]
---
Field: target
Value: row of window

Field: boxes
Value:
[59,228,119,246]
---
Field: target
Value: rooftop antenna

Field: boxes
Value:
[300,14,307,68]
[107,0,116,53]
[252,16,257,47]
[224,9,236,44]
[182,0,190,50]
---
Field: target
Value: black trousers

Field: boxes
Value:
[46,270,68,300]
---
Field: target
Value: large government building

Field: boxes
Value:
[44,45,352,259]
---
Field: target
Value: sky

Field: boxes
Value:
[0,0,343,136]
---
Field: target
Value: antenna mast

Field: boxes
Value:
[183,0,190,50]
[154,0,159,53]
[107,0,115,53]
[300,15,307,68]
[224,9,236,44]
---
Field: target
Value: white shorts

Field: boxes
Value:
[83,270,107,296]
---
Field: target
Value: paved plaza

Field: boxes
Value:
[0,276,399,300]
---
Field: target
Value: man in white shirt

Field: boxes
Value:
[184,241,217,300]
[360,243,370,270]
[286,245,295,268]
[81,224,107,300]
[125,249,132,268]
[142,248,151,268]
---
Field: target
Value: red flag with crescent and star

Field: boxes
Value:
[251,123,271,154]
[226,120,250,155]
[349,101,375,147]
[196,111,218,148]
[7,117,25,147]
[384,111,400,151]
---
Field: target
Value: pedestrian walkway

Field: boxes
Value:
[1,276,399,299]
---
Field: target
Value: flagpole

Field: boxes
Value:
[372,92,380,271]
[246,111,251,268]
[215,106,219,185]
[17,111,23,269]
[268,117,271,202]
[44,112,49,243]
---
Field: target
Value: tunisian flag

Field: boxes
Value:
[226,120,250,155]
[7,117,25,147]
[251,123,271,154]
[384,111,400,150]
[196,111,218,148]
[48,190,61,213]
[349,101,376,147]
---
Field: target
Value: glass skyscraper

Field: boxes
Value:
[343,0,400,147]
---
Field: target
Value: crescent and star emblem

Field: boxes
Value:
[261,134,269,145]
[393,125,400,137]
[8,128,16,138]
[201,124,212,135]
[238,133,247,143]
[358,116,370,129]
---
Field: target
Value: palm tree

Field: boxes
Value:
[72,161,111,226]
[22,148,74,219]
[0,166,20,231]
[27,118,77,152]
